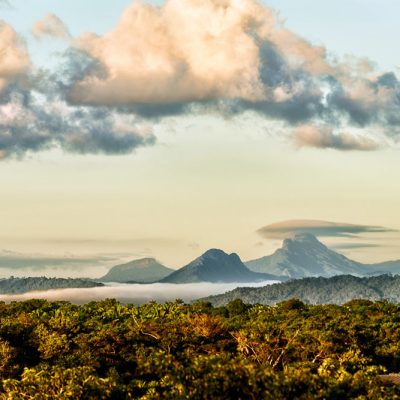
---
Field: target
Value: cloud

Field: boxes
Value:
[64,0,334,109]
[0,26,156,159]
[257,219,392,239]
[293,124,380,151]
[0,281,276,304]
[32,13,71,40]
[0,251,112,270]
[0,85,156,158]
[330,243,380,250]
[64,0,334,111]
[67,0,272,106]
[2,0,400,157]
[58,0,400,149]
[0,22,30,92]
[0,250,121,278]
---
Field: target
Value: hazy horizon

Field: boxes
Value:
[0,228,399,279]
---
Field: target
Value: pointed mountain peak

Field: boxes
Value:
[201,248,229,258]
[246,233,364,278]
[161,248,276,283]
[200,248,241,263]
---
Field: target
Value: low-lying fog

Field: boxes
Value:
[0,281,277,304]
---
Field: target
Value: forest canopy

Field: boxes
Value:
[1,298,400,399]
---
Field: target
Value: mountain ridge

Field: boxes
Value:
[201,274,400,306]
[0,277,103,295]
[160,248,282,283]
[99,234,400,283]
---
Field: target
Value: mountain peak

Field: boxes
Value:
[161,248,277,283]
[201,248,230,258]
[200,248,241,264]
[246,234,364,278]
[100,258,173,283]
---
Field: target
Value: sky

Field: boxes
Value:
[0,0,400,277]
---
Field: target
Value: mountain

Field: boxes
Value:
[201,274,400,306]
[100,258,174,283]
[101,236,400,284]
[245,233,366,278]
[0,277,103,295]
[160,249,282,283]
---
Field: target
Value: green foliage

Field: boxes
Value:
[3,366,121,399]
[1,299,400,398]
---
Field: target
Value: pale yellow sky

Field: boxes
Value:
[0,114,399,268]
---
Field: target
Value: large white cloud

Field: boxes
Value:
[69,0,274,105]
[67,0,337,107]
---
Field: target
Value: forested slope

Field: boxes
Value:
[203,274,400,306]
[0,277,103,294]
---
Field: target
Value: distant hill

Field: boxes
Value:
[100,258,174,283]
[245,233,367,278]
[160,249,283,283]
[364,260,400,275]
[202,274,400,306]
[0,277,103,295]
